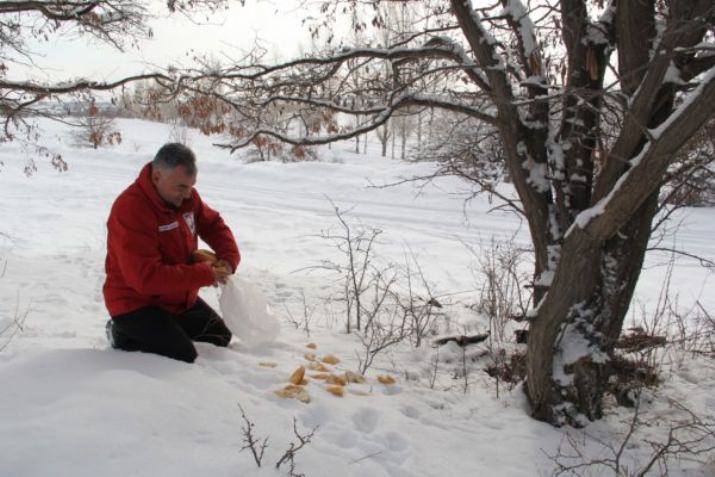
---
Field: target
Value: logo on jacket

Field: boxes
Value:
[158,221,179,232]
[183,212,196,236]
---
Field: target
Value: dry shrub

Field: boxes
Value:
[608,354,661,407]
[484,350,527,386]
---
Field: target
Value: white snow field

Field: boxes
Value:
[1,119,714,476]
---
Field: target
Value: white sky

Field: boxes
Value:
[13,1,338,83]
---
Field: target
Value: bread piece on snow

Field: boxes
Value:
[307,361,330,372]
[326,386,345,397]
[377,375,396,385]
[325,374,347,386]
[321,354,340,365]
[274,384,311,403]
[289,366,306,385]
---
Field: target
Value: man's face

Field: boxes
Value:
[152,165,197,208]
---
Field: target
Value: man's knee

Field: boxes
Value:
[173,345,198,363]
[217,329,232,347]
[206,317,232,347]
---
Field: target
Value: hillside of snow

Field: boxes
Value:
[1,118,713,476]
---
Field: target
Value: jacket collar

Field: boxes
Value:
[136,162,195,214]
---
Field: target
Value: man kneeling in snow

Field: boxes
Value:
[102,143,240,362]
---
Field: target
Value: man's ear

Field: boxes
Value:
[151,168,161,185]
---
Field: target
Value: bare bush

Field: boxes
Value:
[355,300,405,375]
[415,113,507,190]
[0,306,28,352]
[315,202,387,334]
[395,252,443,348]
[284,290,316,338]
[72,99,122,149]
[310,202,446,373]
[1,260,30,352]
[460,237,532,392]
[238,403,268,468]
[469,237,532,347]
[662,118,715,207]
[168,119,192,146]
[611,253,714,405]
[548,399,715,477]
[237,404,317,476]
[275,418,318,477]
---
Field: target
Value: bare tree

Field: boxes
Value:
[176,1,715,426]
[0,0,230,166]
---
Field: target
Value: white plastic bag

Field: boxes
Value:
[219,276,280,347]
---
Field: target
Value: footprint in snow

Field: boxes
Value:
[382,431,409,453]
[330,429,359,449]
[351,407,380,434]
[399,405,421,419]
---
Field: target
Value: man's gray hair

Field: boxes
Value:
[152,143,197,175]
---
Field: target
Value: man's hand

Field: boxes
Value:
[192,249,232,285]
[211,259,233,285]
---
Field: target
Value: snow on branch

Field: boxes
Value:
[501,0,537,57]
[0,74,170,96]
[450,0,516,107]
[568,68,715,240]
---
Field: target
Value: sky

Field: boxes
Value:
[12,1,330,83]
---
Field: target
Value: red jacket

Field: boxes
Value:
[103,163,240,316]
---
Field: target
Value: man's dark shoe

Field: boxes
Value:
[106,319,139,350]
[106,319,117,348]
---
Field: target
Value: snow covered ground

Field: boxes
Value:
[1,119,714,476]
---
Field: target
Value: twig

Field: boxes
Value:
[275,418,318,476]
[237,403,268,468]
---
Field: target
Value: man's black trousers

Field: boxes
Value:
[109,298,232,363]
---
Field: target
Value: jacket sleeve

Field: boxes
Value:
[109,197,216,295]
[194,193,240,272]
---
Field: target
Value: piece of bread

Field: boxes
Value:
[191,249,218,264]
[325,374,347,386]
[274,384,311,403]
[289,366,306,385]
[325,386,344,397]
[377,375,396,385]
[321,354,340,365]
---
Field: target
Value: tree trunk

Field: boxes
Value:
[391,127,396,158]
[401,120,407,160]
[417,112,422,151]
[526,190,660,426]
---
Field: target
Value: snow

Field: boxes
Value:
[501,0,537,57]
[518,141,549,193]
[1,118,714,476]
[664,63,686,85]
[465,1,507,72]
